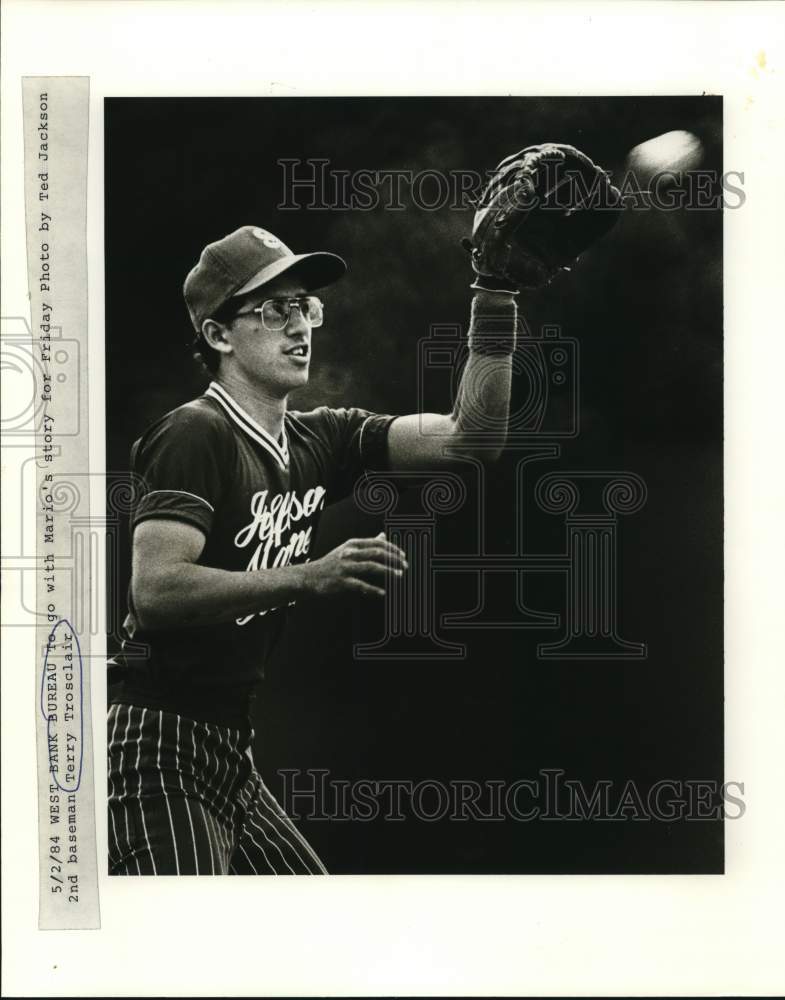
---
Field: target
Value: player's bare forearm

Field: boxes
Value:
[133,560,314,629]
[131,521,408,631]
[386,289,516,469]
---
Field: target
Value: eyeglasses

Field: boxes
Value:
[234,296,324,331]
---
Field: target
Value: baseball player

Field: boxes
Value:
[108,146,619,875]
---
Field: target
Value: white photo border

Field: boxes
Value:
[2,0,784,996]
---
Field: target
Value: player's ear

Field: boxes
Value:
[201,318,233,356]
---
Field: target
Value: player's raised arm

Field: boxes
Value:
[387,143,622,471]
[386,287,517,468]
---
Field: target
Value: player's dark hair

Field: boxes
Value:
[191,298,240,374]
[193,333,222,374]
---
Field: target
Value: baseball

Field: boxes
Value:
[625,130,704,180]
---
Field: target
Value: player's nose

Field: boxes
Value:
[285,308,310,336]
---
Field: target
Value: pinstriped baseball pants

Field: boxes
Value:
[107,703,327,875]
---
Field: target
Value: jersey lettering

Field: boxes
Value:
[234,485,327,625]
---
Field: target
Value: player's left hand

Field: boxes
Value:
[462,142,624,291]
[301,532,408,599]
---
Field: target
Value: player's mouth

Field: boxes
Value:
[283,344,309,364]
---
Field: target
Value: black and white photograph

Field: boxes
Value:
[105,96,725,876]
[2,2,784,997]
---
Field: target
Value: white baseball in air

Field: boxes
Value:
[626,130,704,179]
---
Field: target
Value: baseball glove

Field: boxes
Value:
[462,143,623,291]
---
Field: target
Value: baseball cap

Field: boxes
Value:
[183,225,346,332]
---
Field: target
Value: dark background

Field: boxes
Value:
[106,97,723,874]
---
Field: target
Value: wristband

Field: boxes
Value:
[470,274,520,296]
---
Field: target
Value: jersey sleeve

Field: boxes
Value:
[295,406,397,503]
[130,401,232,536]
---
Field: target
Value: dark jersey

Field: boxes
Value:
[112,380,395,726]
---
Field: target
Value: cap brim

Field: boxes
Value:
[232,251,346,299]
